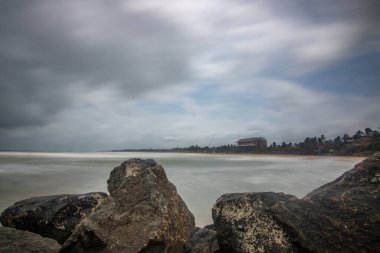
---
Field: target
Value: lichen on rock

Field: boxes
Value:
[212,192,297,253]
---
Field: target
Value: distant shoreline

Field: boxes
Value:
[0,150,366,160]
[199,152,366,160]
[111,128,380,157]
[110,149,367,159]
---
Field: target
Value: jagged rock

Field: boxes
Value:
[271,153,380,253]
[185,227,220,253]
[60,158,195,253]
[212,192,299,253]
[0,192,107,244]
[0,226,61,253]
[212,153,380,253]
[107,158,157,195]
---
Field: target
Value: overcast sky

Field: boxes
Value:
[0,0,379,151]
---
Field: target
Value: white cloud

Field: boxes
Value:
[0,0,379,150]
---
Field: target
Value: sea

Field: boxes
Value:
[0,152,364,226]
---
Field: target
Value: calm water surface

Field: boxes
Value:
[0,152,364,226]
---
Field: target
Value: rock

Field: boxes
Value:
[212,192,300,253]
[185,227,220,253]
[271,153,380,253]
[0,192,107,244]
[0,226,61,253]
[212,153,380,253]
[107,159,157,195]
[60,158,195,253]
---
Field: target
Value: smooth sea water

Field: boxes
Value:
[0,152,364,226]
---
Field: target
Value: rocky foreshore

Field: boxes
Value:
[1,154,379,253]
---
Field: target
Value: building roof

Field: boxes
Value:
[236,137,266,143]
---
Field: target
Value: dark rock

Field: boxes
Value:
[107,159,157,195]
[271,153,380,253]
[185,227,220,253]
[212,192,299,253]
[213,153,380,253]
[0,226,61,253]
[203,224,215,230]
[60,158,195,253]
[0,192,107,244]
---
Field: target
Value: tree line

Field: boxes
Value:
[267,127,380,155]
[114,127,380,156]
[170,127,380,156]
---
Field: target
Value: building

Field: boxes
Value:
[236,137,267,151]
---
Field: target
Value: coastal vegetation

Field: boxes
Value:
[266,127,380,156]
[115,127,380,156]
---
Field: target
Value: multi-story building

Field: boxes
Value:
[236,137,267,151]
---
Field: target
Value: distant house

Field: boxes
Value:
[236,137,267,151]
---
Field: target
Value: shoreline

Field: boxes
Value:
[176,152,366,160]
[110,151,368,161]
[0,150,366,161]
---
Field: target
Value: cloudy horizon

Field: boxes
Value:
[0,0,379,151]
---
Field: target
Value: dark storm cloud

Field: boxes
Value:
[0,0,192,129]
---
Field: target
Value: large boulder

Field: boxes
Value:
[0,192,107,244]
[60,158,195,253]
[271,153,380,253]
[0,226,61,253]
[213,153,380,253]
[212,192,299,253]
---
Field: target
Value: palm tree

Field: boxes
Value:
[365,128,373,136]
[343,133,350,144]
[354,130,364,141]
[318,135,326,145]
[334,136,342,145]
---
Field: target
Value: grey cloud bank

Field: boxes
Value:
[0,0,379,151]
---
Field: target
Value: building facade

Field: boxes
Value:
[236,137,267,151]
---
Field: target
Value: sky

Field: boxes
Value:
[0,0,379,151]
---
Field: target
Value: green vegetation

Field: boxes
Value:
[266,127,380,156]
[114,127,380,156]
